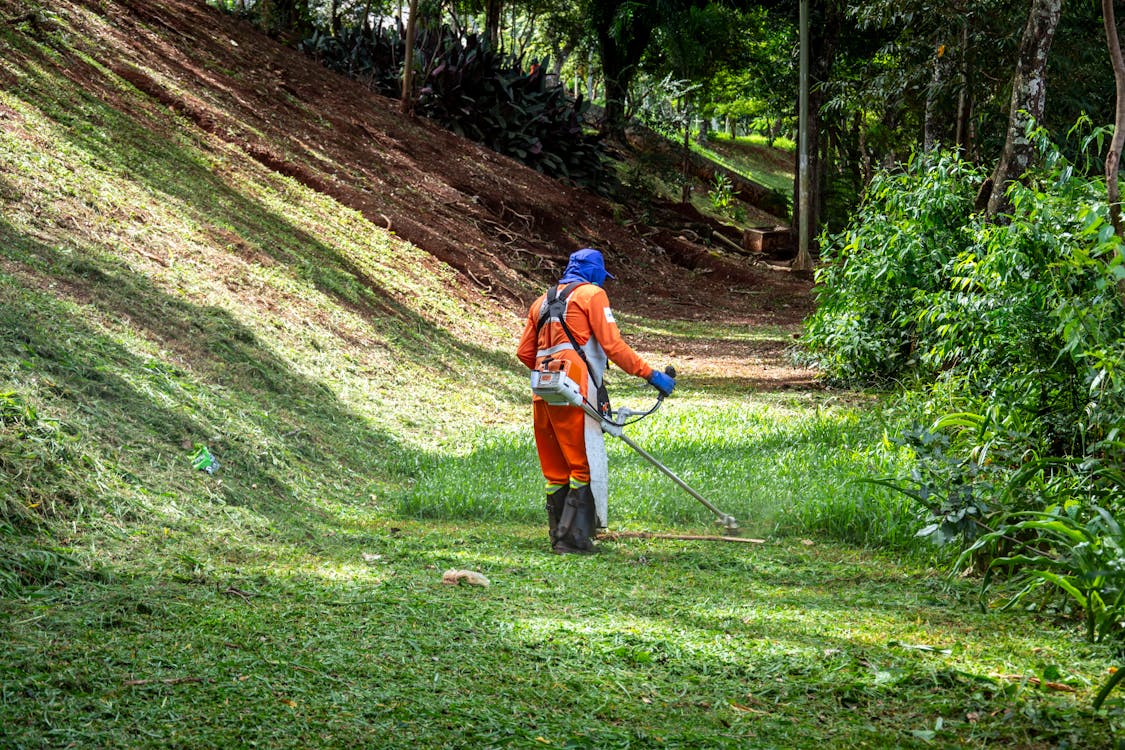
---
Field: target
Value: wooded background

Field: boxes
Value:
[214,0,1121,240]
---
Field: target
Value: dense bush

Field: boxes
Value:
[416,36,611,192]
[803,136,1125,649]
[802,151,983,383]
[804,138,1125,469]
[301,22,405,98]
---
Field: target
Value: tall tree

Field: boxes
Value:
[401,0,419,115]
[649,3,746,200]
[485,0,503,48]
[791,0,843,249]
[588,0,661,137]
[1103,0,1125,238]
[258,0,312,36]
[985,0,1062,216]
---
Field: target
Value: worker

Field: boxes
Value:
[517,248,675,554]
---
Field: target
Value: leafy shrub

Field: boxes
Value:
[708,172,734,211]
[802,151,983,383]
[805,135,1125,483]
[415,34,612,193]
[809,134,1125,710]
[300,22,405,98]
[961,503,1125,644]
[869,418,995,547]
[915,142,1125,460]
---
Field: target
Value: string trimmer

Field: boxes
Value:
[531,364,740,535]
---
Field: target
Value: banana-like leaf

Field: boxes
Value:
[1028,569,1089,609]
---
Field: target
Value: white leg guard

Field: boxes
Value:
[584,412,608,528]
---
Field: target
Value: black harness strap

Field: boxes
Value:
[535,281,610,415]
[535,281,584,336]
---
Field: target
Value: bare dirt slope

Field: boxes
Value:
[4,0,815,386]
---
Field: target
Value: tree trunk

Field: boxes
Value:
[594,9,655,139]
[697,116,710,144]
[400,0,418,116]
[587,50,595,100]
[856,109,872,186]
[955,20,972,157]
[259,0,309,36]
[361,0,374,33]
[485,0,502,50]
[923,40,944,152]
[1103,0,1125,239]
[985,0,1062,217]
[681,102,692,204]
[550,40,573,84]
[792,0,842,265]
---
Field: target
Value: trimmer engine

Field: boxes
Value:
[530,360,583,407]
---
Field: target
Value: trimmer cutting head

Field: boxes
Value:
[717,514,740,536]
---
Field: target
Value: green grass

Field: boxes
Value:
[398,386,921,552]
[2,520,1118,748]
[1,4,1123,747]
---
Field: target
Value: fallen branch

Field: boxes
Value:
[465,268,492,294]
[221,585,254,601]
[712,231,748,256]
[475,216,520,241]
[597,530,765,545]
[499,202,532,224]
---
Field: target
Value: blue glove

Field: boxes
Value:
[647,369,675,397]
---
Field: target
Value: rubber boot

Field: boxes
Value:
[545,485,568,546]
[554,484,595,554]
[556,488,577,540]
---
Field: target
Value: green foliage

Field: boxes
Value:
[299,22,405,98]
[804,132,1125,714]
[916,149,1125,461]
[416,34,612,192]
[706,172,735,214]
[802,150,983,383]
[805,138,1125,462]
[869,419,994,548]
[962,504,1125,644]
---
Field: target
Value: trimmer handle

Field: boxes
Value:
[654,365,676,403]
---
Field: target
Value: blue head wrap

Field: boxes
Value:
[558,248,616,287]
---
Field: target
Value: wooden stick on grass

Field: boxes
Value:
[597,530,766,544]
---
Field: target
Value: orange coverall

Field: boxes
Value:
[517,282,653,488]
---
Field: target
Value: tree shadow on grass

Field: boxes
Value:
[3,45,527,407]
[1,223,435,544]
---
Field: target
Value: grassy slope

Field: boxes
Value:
[0,2,1119,748]
[698,132,796,197]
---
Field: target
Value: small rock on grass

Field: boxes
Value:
[442,569,490,587]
